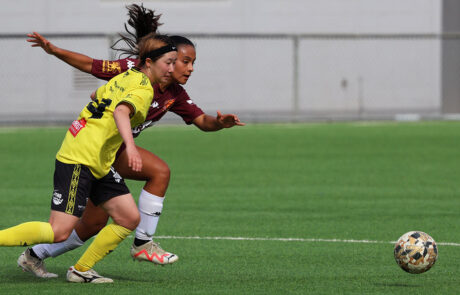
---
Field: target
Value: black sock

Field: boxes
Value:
[134,238,150,247]
[28,248,40,259]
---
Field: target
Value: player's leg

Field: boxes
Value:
[16,161,93,278]
[1,161,86,247]
[25,200,109,265]
[2,162,84,246]
[76,200,110,240]
[115,146,170,244]
[114,146,178,264]
[15,210,80,278]
[67,167,139,283]
[0,218,56,247]
[68,193,139,283]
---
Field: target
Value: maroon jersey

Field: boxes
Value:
[91,58,204,136]
[91,58,138,80]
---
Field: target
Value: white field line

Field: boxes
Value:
[154,235,460,247]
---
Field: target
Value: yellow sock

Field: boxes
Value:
[0,222,54,246]
[75,223,131,272]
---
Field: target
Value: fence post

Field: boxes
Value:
[293,35,300,120]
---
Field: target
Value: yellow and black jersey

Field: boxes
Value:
[56,68,153,179]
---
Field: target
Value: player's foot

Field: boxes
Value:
[17,248,58,278]
[130,240,178,265]
[66,266,113,283]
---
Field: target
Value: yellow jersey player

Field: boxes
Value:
[21,5,243,279]
[56,68,152,180]
[0,32,177,283]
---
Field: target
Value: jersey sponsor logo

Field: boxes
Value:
[151,101,159,108]
[140,75,149,86]
[132,120,155,135]
[162,99,175,112]
[127,60,136,69]
[52,190,63,205]
[113,81,125,92]
[186,99,194,105]
[69,118,87,137]
[102,60,122,74]
[110,167,123,183]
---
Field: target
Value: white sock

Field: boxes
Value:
[32,229,84,260]
[135,189,164,241]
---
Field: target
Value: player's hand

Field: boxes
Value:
[26,32,56,55]
[216,110,245,128]
[126,145,143,172]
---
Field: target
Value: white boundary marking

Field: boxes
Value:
[155,235,460,247]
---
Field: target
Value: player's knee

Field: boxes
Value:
[129,211,141,229]
[49,222,74,243]
[112,210,140,231]
[124,216,140,231]
[52,230,72,243]
[154,162,170,184]
[131,212,141,229]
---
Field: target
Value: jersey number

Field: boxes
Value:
[86,99,112,119]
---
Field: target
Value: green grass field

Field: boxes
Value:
[0,121,459,294]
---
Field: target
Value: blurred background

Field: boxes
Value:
[0,0,459,125]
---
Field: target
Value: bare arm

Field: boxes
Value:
[193,111,245,132]
[113,104,142,172]
[26,32,93,74]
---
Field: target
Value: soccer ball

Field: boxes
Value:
[394,231,438,274]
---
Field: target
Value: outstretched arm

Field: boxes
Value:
[26,32,93,74]
[193,111,245,132]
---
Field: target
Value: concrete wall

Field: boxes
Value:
[0,0,441,34]
[441,0,460,113]
[0,0,453,124]
[0,37,108,123]
[299,38,441,116]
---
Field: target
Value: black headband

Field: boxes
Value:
[142,44,177,61]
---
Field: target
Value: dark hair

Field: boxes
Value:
[137,33,176,67]
[111,3,162,58]
[170,35,195,48]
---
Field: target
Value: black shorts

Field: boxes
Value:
[51,160,130,217]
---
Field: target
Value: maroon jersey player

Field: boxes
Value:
[91,58,205,136]
[20,4,244,279]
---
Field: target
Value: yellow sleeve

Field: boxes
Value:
[118,87,152,121]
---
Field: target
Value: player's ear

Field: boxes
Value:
[145,58,154,68]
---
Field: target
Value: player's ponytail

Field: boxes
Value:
[111,3,163,58]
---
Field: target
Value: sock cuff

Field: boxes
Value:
[139,190,165,216]
[70,229,84,245]
[140,189,165,203]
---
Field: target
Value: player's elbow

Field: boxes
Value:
[114,103,134,118]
